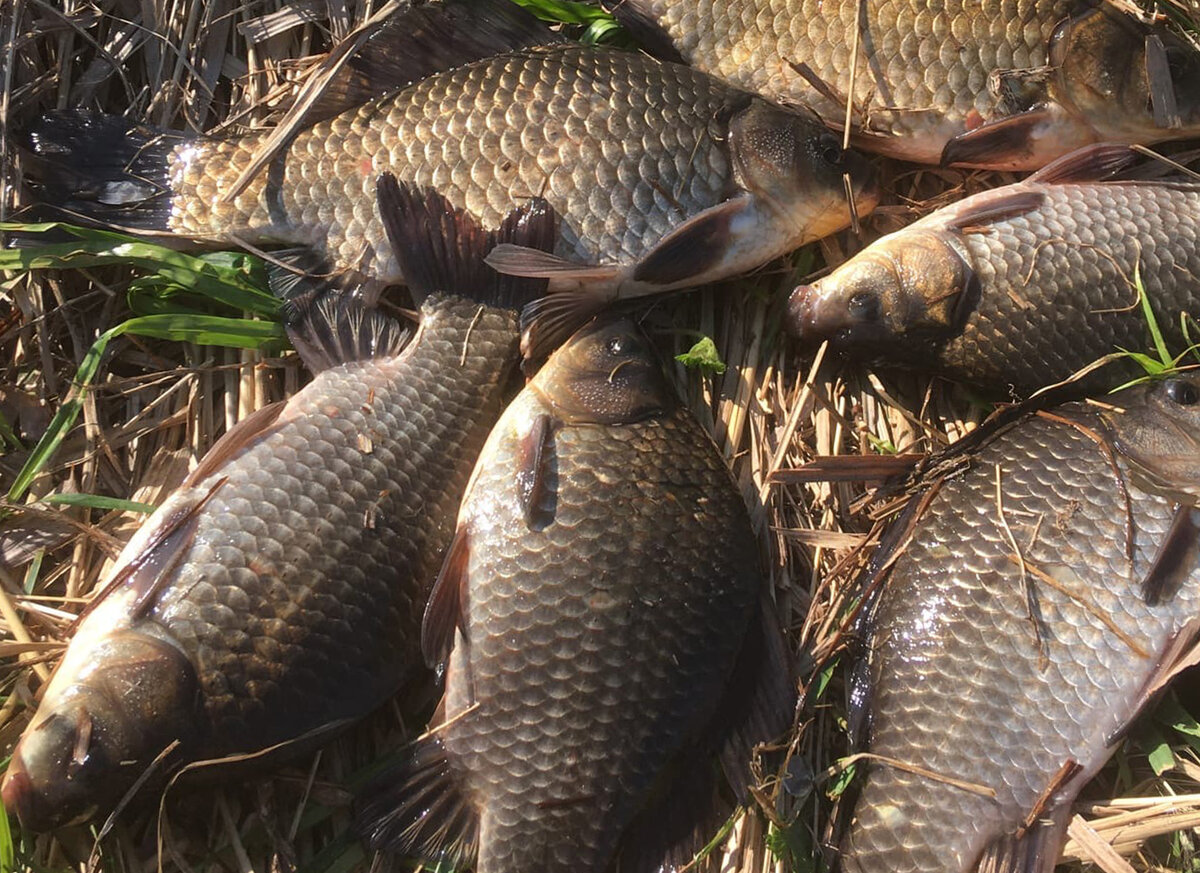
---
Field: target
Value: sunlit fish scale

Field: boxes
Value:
[610,0,1200,169]
[356,318,793,873]
[843,374,1200,873]
[0,177,555,833]
[787,144,1200,393]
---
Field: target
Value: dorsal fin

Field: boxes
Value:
[422,523,471,671]
[1026,143,1142,184]
[184,401,288,487]
[945,190,1047,232]
[376,172,557,310]
[309,0,564,121]
[285,293,412,373]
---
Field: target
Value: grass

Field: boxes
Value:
[3,0,1200,872]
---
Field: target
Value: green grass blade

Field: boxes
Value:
[43,493,156,513]
[0,788,13,873]
[1134,261,1172,368]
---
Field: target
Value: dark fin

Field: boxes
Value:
[1026,143,1142,184]
[354,734,479,867]
[945,190,1047,232]
[18,110,178,231]
[1112,616,1200,746]
[309,0,563,122]
[376,173,557,310]
[631,198,744,287]
[515,413,554,526]
[1145,34,1182,129]
[71,478,223,630]
[599,0,685,63]
[715,597,795,800]
[184,401,287,487]
[285,293,412,373]
[1141,505,1200,606]
[518,287,612,365]
[940,110,1054,169]
[422,524,471,670]
[264,247,336,319]
[769,454,925,484]
[974,804,1073,873]
[616,749,731,873]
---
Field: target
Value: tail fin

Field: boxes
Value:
[18,110,178,231]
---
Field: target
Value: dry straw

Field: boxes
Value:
[2,0,1200,871]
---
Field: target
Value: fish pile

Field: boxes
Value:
[5,0,1200,871]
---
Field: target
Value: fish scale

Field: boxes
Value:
[617,0,1071,161]
[167,47,737,279]
[0,296,522,831]
[443,398,757,872]
[790,157,1200,392]
[845,385,1200,873]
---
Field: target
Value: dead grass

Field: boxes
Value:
[3,1,1200,872]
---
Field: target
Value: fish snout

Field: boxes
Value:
[786,284,822,341]
[2,709,96,831]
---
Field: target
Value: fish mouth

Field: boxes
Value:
[0,754,83,832]
[786,284,821,341]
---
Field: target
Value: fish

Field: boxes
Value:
[356,317,793,872]
[19,0,877,356]
[786,144,1200,393]
[0,174,556,832]
[606,0,1200,169]
[840,372,1200,873]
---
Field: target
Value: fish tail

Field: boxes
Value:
[354,733,478,868]
[18,110,180,231]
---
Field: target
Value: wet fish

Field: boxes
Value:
[21,0,876,353]
[787,144,1200,392]
[608,0,1200,169]
[0,175,555,832]
[356,317,792,872]
[842,372,1200,873]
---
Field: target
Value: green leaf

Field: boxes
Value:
[509,0,612,24]
[43,493,156,514]
[1147,736,1176,776]
[0,785,13,873]
[1133,261,1172,368]
[827,759,857,798]
[675,336,727,375]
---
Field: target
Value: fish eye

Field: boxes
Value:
[1164,378,1199,406]
[817,135,843,167]
[606,335,632,356]
[847,291,880,322]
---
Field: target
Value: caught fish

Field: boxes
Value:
[0,175,555,831]
[357,317,792,872]
[608,0,1200,169]
[841,372,1200,873]
[787,144,1200,392]
[20,0,876,354]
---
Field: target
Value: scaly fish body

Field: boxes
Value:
[0,295,520,831]
[844,375,1200,873]
[788,145,1200,391]
[358,318,790,872]
[613,0,1200,168]
[28,45,875,300]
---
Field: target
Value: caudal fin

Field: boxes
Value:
[18,110,178,231]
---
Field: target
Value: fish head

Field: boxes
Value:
[787,230,977,350]
[1104,374,1200,498]
[1046,7,1200,144]
[532,317,675,425]
[945,7,1200,169]
[727,100,880,242]
[2,630,202,831]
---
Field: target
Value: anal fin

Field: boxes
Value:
[354,734,478,868]
[974,803,1073,873]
